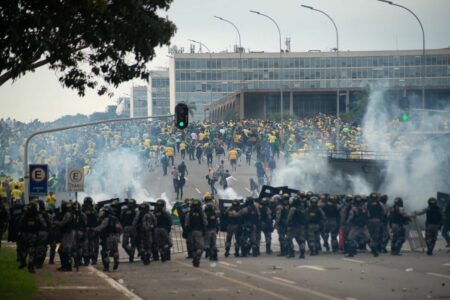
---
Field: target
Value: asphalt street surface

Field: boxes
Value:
[84,153,450,300]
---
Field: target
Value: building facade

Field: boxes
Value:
[130,86,149,117]
[149,69,170,116]
[116,97,131,117]
[169,49,450,121]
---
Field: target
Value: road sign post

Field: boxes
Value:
[29,164,48,198]
[67,168,84,202]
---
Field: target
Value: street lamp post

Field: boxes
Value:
[214,16,243,119]
[250,10,284,124]
[188,39,213,121]
[301,5,341,151]
[378,0,426,109]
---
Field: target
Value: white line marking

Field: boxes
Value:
[195,188,202,194]
[443,263,450,266]
[272,277,296,285]
[184,177,190,181]
[88,266,144,300]
[427,272,450,280]
[296,265,326,271]
[219,261,237,267]
[245,188,252,193]
[342,258,365,264]
[39,286,101,290]
[345,297,359,300]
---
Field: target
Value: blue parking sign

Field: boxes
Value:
[29,164,48,196]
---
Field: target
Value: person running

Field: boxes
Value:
[228,148,238,172]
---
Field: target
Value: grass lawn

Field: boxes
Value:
[0,247,37,300]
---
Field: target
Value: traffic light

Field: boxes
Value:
[174,103,188,129]
[401,113,409,122]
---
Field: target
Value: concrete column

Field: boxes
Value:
[345,90,350,113]
[289,91,293,116]
[263,95,267,120]
[239,92,245,120]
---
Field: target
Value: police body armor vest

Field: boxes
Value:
[155,210,170,229]
[390,207,407,226]
[22,215,40,233]
[368,202,383,219]
[352,209,368,227]
[260,206,271,223]
[226,209,240,225]
[323,204,339,219]
[105,216,119,235]
[279,206,289,227]
[205,210,218,229]
[61,212,74,233]
[189,211,204,231]
[426,207,442,226]
[307,208,321,224]
[290,207,306,227]
[245,207,258,225]
[122,209,136,227]
[84,209,97,227]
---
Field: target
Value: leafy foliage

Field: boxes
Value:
[0,0,176,96]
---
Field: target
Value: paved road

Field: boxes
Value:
[102,248,450,300]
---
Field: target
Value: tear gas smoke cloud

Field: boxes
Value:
[217,187,243,200]
[272,86,450,211]
[80,148,170,208]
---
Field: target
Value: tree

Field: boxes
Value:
[0,0,176,96]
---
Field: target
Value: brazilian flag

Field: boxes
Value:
[171,201,183,225]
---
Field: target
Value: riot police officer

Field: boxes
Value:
[259,197,274,255]
[185,199,207,267]
[133,203,155,265]
[379,194,390,253]
[275,194,290,256]
[0,201,9,248]
[239,197,260,257]
[389,197,412,256]
[153,199,172,262]
[82,197,99,265]
[121,199,137,262]
[224,200,241,257]
[415,197,443,255]
[367,193,385,257]
[95,206,122,272]
[204,197,219,261]
[54,201,75,272]
[306,197,325,256]
[321,194,340,253]
[346,195,371,257]
[18,202,46,273]
[286,196,307,258]
[34,200,50,268]
[72,201,87,269]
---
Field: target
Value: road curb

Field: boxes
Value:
[88,266,144,300]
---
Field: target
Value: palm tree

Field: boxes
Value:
[182,100,197,118]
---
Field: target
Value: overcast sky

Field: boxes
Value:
[1,0,449,122]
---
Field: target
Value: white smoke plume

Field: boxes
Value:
[80,148,170,208]
[217,187,243,200]
[272,86,450,211]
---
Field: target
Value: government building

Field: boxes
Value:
[168,48,450,121]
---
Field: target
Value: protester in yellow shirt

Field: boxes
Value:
[228,149,238,172]
[11,185,23,203]
[0,182,7,204]
[179,141,186,160]
[166,146,175,166]
[46,192,57,209]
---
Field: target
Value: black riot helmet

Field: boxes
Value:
[282,194,290,206]
[394,197,403,207]
[261,197,269,206]
[61,201,73,213]
[291,195,301,207]
[127,198,137,209]
[428,197,438,207]
[353,195,363,206]
[379,194,388,204]
[83,197,94,207]
[102,206,112,216]
[245,197,254,206]
[26,202,38,215]
[38,199,46,211]
[191,199,201,211]
[310,196,319,207]
[155,199,166,211]
[345,194,353,204]
[139,203,150,213]
[327,194,337,204]
[370,192,379,201]
[306,191,314,200]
